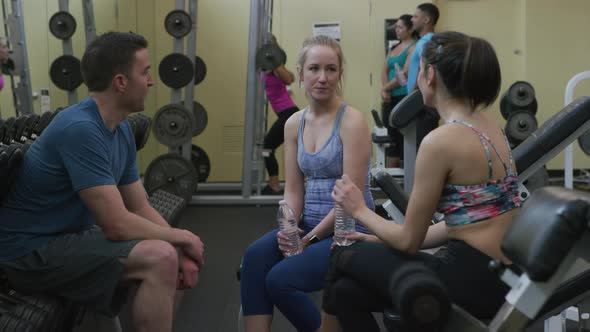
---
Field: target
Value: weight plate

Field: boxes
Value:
[128,113,152,151]
[501,97,538,120]
[194,56,207,85]
[256,44,287,71]
[164,10,192,38]
[49,11,77,40]
[578,130,590,156]
[191,101,208,137]
[191,144,211,183]
[152,103,195,147]
[158,53,195,89]
[49,55,83,91]
[144,153,198,201]
[505,111,538,144]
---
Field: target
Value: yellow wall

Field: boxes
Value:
[1,0,589,182]
[436,0,590,169]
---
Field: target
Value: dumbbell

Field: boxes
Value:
[388,262,451,331]
[0,296,49,331]
[0,291,62,331]
[0,144,24,202]
[20,114,40,142]
[0,311,34,332]
[0,117,16,145]
[12,115,39,144]
[33,111,55,137]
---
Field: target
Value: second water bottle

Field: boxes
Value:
[277,200,302,256]
[333,203,356,246]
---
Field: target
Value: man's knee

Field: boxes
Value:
[125,240,179,282]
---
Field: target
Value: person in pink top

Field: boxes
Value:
[261,34,299,195]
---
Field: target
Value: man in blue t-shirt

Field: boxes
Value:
[407,3,441,149]
[0,32,203,332]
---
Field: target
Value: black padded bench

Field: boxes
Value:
[386,187,590,331]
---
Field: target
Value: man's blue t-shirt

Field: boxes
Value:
[406,32,434,92]
[0,98,140,261]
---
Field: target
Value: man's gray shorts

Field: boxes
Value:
[0,226,140,317]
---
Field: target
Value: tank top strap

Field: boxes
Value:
[298,107,308,138]
[403,40,418,55]
[332,104,348,135]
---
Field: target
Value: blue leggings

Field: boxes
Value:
[240,228,333,332]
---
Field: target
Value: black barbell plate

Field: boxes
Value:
[501,97,538,120]
[152,103,195,147]
[194,56,207,85]
[191,101,208,137]
[49,11,77,40]
[505,111,538,144]
[164,10,192,39]
[256,44,287,71]
[158,53,195,89]
[191,144,211,183]
[500,81,536,119]
[49,55,83,91]
[508,81,535,107]
[128,113,152,151]
[144,153,198,202]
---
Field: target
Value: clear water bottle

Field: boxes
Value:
[277,200,302,256]
[333,203,356,246]
[394,63,407,86]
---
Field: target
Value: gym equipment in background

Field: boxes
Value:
[48,0,97,105]
[1,0,34,116]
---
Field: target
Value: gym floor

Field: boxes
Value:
[112,204,571,332]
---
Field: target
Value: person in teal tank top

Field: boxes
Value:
[380,14,418,167]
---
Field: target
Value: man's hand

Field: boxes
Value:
[177,252,200,290]
[178,230,205,269]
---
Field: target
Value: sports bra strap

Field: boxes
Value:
[449,119,513,179]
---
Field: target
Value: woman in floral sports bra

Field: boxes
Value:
[320,31,521,332]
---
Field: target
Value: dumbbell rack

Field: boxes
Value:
[1,0,34,116]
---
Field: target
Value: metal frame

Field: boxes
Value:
[57,0,78,105]
[563,71,590,189]
[188,0,281,206]
[167,0,195,162]
[81,0,96,46]
[1,0,33,115]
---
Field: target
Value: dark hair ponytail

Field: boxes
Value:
[398,14,418,40]
[422,31,501,109]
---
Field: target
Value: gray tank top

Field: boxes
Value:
[297,104,374,232]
